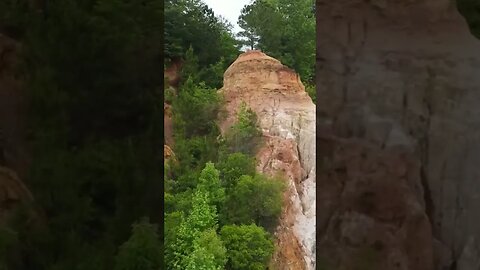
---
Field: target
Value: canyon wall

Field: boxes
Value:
[317,0,480,268]
[219,51,316,270]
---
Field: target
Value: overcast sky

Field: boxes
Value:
[203,0,251,33]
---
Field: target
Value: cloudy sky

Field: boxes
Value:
[203,0,251,33]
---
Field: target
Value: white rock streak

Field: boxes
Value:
[264,103,316,270]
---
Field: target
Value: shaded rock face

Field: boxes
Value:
[317,134,434,270]
[0,34,28,179]
[317,0,480,268]
[219,50,316,270]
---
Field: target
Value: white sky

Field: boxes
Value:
[203,0,252,34]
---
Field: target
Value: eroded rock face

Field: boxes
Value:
[317,0,480,268]
[317,134,434,270]
[219,50,316,269]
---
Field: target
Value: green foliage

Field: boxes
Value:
[165,0,230,66]
[238,0,315,82]
[114,219,161,270]
[0,0,163,269]
[198,162,226,208]
[164,212,184,268]
[173,189,218,269]
[165,0,240,88]
[163,2,295,269]
[174,136,219,172]
[185,229,227,270]
[180,47,202,84]
[173,77,221,138]
[305,83,316,104]
[237,3,263,49]
[220,224,274,270]
[217,153,256,190]
[223,102,263,156]
[224,174,285,230]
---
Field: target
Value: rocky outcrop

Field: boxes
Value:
[317,0,480,268]
[219,50,316,270]
[164,145,175,161]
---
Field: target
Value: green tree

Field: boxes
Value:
[305,83,316,104]
[198,162,226,208]
[224,174,284,230]
[223,102,263,156]
[217,153,256,190]
[185,229,227,270]
[237,3,261,49]
[173,77,221,138]
[220,224,274,270]
[237,0,315,82]
[173,189,218,269]
[114,219,161,270]
[164,212,184,268]
[164,0,240,88]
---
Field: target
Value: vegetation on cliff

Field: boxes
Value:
[163,0,292,268]
[165,68,285,269]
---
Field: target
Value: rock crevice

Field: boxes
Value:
[317,0,480,269]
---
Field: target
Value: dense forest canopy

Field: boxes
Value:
[1,0,163,269]
[237,0,316,83]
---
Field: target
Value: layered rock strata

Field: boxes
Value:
[317,0,480,268]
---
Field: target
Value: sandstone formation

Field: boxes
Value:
[317,0,480,268]
[164,144,176,161]
[219,50,316,270]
